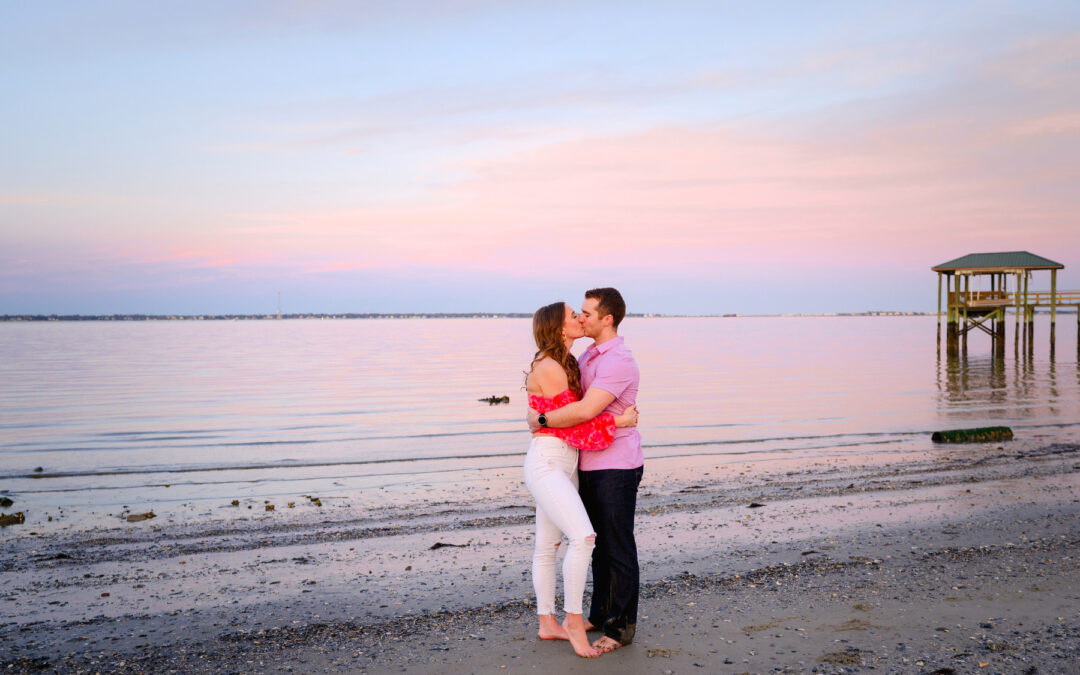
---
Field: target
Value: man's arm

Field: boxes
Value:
[532,387,616,429]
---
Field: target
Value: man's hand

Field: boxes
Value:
[526,407,541,432]
[614,404,639,428]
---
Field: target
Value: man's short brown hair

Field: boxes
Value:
[585,287,626,328]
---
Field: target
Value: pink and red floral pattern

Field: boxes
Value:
[529,389,616,451]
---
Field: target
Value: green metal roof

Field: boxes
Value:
[932,251,1064,272]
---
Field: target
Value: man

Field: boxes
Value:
[528,287,642,652]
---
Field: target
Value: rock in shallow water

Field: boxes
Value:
[932,427,1013,443]
[0,511,25,527]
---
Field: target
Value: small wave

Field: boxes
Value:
[94,430,225,437]
[0,451,530,480]
[0,430,925,481]
[0,428,529,454]
[4,420,1078,481]
[7,440,911,495]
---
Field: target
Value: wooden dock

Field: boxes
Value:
[932,251,1077,355]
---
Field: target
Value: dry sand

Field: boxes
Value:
[2,437,1078,673]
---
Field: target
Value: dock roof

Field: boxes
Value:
[932,251,1064,273]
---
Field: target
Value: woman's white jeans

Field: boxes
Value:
[523,434,596,616]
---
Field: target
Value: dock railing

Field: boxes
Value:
[950,290,1080,308]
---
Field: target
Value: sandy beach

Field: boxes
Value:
[2,429,1078,674]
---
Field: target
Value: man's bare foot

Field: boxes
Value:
[583,620,598,631]
[537,614,569,641]
[562,614,601,658]
[592,636,623,653]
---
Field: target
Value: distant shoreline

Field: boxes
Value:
[0,311,943,322]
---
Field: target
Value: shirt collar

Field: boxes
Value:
[587,335,623,356]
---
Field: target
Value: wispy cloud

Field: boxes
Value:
[2,2,1078,313]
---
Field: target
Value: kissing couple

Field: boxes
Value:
[523,287,644,658]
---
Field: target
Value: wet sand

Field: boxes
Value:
[2,436,1079,673]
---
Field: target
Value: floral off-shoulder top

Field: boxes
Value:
[529,388,616,451]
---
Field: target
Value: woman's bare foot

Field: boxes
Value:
[562,614,601,658]
[592,636,623,653]
[537,614,569,640]
[583,619,598,631]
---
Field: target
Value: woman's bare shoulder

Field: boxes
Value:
[530,356,561,374]
[527,357,569,395]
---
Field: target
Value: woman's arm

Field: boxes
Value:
[532,387,615,428]
[546,414,616,451]
[545,405,638,451]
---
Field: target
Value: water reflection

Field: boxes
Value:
[936,317,1077,423]
[939,351,1006,407]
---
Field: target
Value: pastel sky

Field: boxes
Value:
[2,1,1078,315]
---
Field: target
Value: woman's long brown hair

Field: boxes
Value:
[529,301,583,397]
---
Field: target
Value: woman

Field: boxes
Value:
[524,301,638,658]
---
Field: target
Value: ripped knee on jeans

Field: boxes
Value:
[584,533,596,547]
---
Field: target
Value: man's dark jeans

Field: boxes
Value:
[579,465,644,645]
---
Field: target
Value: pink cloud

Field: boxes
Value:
[988,32,1080,91]
[154,95,1075,285]
[1005,112,1080,137]
[7,26,1077,292]
[13,94,1076,290]
[0,192,78,206]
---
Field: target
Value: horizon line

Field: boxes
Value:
[0,310,956,322]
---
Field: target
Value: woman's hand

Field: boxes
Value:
[614,405,639,428]
[526,407,541,432]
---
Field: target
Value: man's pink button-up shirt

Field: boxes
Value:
[578,336,642,471]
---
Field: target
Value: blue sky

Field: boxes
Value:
[2,1,1078,314]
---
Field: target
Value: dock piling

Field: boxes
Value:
[1050,268,1057,348]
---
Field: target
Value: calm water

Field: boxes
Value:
[1,316,1078,520]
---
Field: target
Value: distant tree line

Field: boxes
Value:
[0,313,537,321]
[0,311,938,322]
